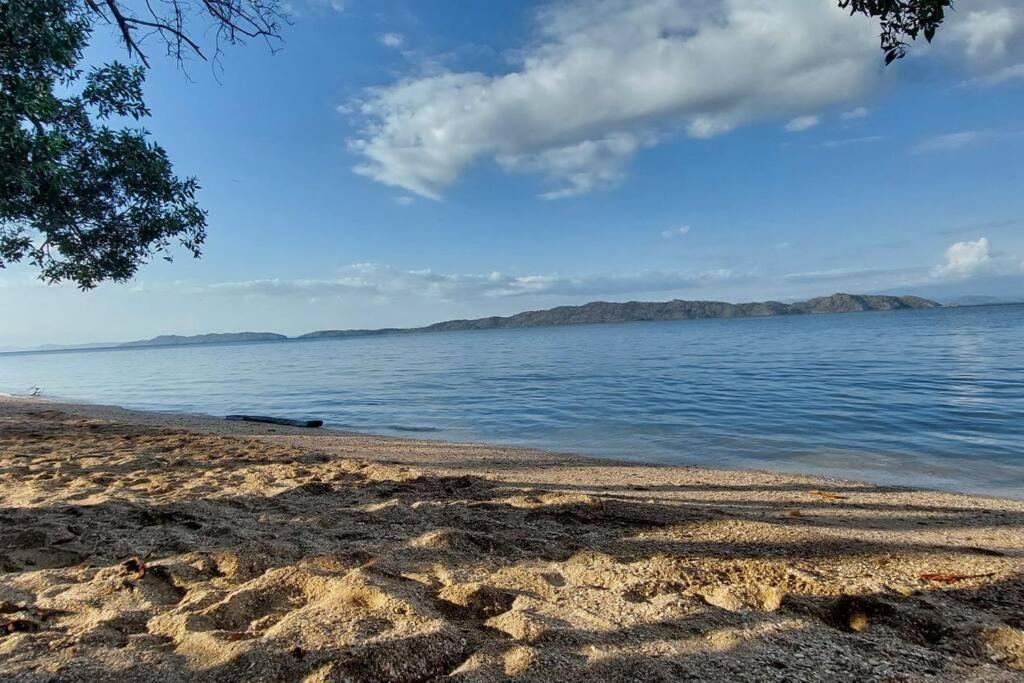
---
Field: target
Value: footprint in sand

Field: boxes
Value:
[0,528,85,571]
[136,565,188,606]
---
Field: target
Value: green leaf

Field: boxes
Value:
[0,0,207,289]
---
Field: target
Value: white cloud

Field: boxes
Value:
[289,0,347,16]
[776,238,1024,291]
[932,238,993,279]
[785,115,819,132]
[912,130,984,154]
[661,225,691,239]
[841,106,868,120]
[380,32,404,48]
[963,62,1024,87]
[943,3,1024,85]
[818,135,882,149]
[393,195,414,206]
[931,237,1024,281]
[348,0,879,199]
[497,133,652,199]
[783,267,899,283]
[772,264,931,295]
[948,7,1024,63]
[172,263,742,301]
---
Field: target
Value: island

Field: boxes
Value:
[11,294,942,353]
[303,293,940,338]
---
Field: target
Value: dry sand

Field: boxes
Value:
[1,396,1023,681]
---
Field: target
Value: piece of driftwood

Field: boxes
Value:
[917,571,995,584]
[225,415,324,428]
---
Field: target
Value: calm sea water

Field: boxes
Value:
[2,305,1023,498]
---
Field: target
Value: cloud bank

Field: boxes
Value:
[138,237,1023,310]
[346,0,1024,200]
[348,0,881,199]
[163,263,742,302]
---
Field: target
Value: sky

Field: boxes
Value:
[3,0,1024,347]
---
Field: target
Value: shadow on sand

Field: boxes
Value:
[1,408,1023,680]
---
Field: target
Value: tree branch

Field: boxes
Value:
[84,1,286,71]
[100,0,151,67]
[122,16,207,61]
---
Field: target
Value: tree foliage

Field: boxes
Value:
[840,0,953,64]
[1,0,284,290]
[0,0,203,288]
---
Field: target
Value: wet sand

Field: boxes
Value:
[1,396,1023,681]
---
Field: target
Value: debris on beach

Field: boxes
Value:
[811,490,850,500]
[918,571,996,584]
[225,414,324,428]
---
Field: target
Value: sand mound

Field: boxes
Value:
[1,399,1023,681]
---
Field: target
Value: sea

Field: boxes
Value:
[2,304,1022,498]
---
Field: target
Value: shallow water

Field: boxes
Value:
[2,305,1023,498]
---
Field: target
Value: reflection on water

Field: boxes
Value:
[2,305,1023,498]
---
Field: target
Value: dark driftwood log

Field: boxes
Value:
[225,415,324,428]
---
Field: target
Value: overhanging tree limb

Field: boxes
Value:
[839,0,953,63]
[85,0,286,71]
[100,0,150,67]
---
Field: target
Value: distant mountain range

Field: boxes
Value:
[10,293,943,353]
[398,293,941,334]
[302,293,941,338]
[119,332,287,347]
[943,295,1024,307]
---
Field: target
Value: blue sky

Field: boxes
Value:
[3,0,1024,347]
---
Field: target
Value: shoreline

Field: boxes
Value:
[0,394,956,498]
[7,394,1021,502]
[2,396,1023,680]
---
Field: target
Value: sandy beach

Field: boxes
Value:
[1,396,1022,681]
